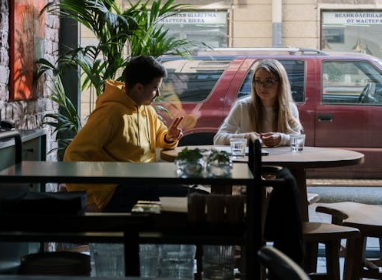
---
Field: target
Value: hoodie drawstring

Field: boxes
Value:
[136,106,151,149]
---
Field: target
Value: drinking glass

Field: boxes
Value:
[89,243,125,277]
[159,244,196,279]
[290,134,306,152]
[230,138,247,158]
[202,245,235,280]
[140,244,160,277]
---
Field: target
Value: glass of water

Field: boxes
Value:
[290,134,306,152]
[230,137,247,158]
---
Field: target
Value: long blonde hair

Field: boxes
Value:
[249,59,302,133]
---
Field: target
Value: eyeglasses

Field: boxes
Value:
[252,79,279,89]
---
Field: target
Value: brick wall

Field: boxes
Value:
[0,0,59,164]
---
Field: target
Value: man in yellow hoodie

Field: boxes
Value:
[64,56,190,212]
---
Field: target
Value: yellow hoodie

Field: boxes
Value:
[64,80,178,210]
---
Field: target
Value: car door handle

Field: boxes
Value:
[317,114,333,122]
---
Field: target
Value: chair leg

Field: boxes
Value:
[359,236,382,279]
[343,237,362,280]
[325,240,341,280]
[303,241,319,273]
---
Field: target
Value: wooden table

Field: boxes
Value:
[0,161,259,279]
[161,145,365,222]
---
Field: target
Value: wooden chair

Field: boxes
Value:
[247,136,362,280]
[315,201,382,280]
[258,246,311,280]
[302,221,361,280]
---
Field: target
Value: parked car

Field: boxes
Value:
[156,48,382,179]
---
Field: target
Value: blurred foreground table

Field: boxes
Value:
[0,161,258,279]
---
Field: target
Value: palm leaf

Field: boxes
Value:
[37,0,208,153]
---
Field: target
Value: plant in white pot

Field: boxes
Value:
[175,147,204,177]
[207,149,231,177]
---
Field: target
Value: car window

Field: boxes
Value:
[238,59,305,103]
[322,61,382,105]
[160,59,230,102]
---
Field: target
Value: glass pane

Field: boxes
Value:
[161,59,230,102]
[238,59,306,103]
[322,60,382,105]
[322,11,382,60]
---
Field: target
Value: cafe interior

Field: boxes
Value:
[0,1,382,280]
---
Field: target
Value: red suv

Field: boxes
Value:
[157,48,382,179]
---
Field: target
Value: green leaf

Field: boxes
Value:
[176,147,203,163]
[36,0,211,154]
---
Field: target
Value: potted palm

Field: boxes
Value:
[36,0,201,155]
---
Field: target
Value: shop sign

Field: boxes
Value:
[323,11,382,25]
[162,12,226,25]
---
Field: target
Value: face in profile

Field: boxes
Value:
[136,77,163,106]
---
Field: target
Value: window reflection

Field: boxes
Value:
[238,60,306,103]
[322,61,382,105]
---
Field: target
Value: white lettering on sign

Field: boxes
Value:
[161,12,226,25]
[323,11,382,25]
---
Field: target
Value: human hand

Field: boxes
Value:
[166,116,184,142]
[86,203,100,212]
[260,132,281,147]
[244,132,261,141]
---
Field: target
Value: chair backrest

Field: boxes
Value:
[247,136,262,179]
[247,136,285,187]
[258,246,311,280]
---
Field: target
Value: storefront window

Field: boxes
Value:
[322,11,382,59]
[160,11,227,48]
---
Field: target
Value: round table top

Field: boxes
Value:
[160,145,365,169]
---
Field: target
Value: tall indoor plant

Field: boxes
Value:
[36,0,199,154]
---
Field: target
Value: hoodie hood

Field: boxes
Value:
[95,80,138,112]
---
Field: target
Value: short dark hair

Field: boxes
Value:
[123,56,167,89]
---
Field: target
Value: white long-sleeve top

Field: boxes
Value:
[213,97,301,145]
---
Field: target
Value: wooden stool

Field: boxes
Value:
[315,202,382,280]
[303,222,361,280]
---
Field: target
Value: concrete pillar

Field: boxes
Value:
[272,0,282,48]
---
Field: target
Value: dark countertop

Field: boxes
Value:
[0,276,159,280]
[0,129,46,149]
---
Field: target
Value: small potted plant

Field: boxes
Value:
[207,149,232,177]
[175,147,204,177]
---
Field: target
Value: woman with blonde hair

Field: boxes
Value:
[214,59,305,265]
[213,59,302,147]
